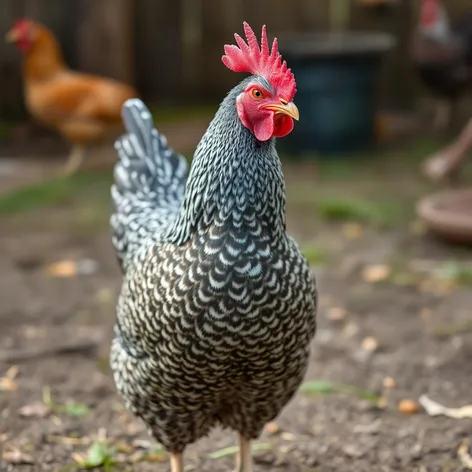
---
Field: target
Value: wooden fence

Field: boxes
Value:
[0,0,471,120]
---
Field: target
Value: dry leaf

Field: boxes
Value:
[5,365,19,379]
[264,423,281,435]
[398,399,420,415]
[279,444,295,455]
[2,448,34,464]
[458,439,472,470]
[419,395,472,419]
[326,307,348,322]
[71,452,86,464]
[342,223,364,240]
[46,260,77,278]
[362,265,391,283]
[342,443,365,458]
[51,416,62,426]
[19,402,50,418]
[141,452,167,462]
[383,377,396,389]
[0,365,19,391]
[0,377,18,392]
[361,336,379,352]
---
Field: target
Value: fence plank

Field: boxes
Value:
[75,0,133,83]
[0,1,26,119]
[133,0,182,104]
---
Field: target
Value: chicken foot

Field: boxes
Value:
[234,435,253,472]
[60,145,85,176]
[422,116,472,181]
[169,452,183,472]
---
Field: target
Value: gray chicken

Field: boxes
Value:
[110,22,317,472]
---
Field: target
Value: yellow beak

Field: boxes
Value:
[5,29,18,43]
[261,101,300,121]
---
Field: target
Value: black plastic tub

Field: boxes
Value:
[278,31,396,157]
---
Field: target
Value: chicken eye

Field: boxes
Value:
[251,89,264,100]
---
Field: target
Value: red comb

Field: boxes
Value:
[12,18,32,30]
[222,22,296,101]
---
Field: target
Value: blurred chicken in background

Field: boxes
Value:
[411,0,472,132]
[5,19,138,175]
[422,116,472,182]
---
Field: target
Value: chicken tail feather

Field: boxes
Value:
[110,98,188,271]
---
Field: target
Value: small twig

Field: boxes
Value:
[0,341,99,364]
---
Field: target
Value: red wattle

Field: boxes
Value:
[272,114,294,138]
[253,119,274,142]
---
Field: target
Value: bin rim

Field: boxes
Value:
[279,31,397,58]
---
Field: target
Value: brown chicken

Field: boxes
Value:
[5,18,138,175]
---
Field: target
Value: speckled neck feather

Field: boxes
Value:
[165,76,286,245]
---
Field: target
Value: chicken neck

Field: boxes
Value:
[23,27,66,81]
[165,76,287,245]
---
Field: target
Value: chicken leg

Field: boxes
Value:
[422,116,472,182]
[60,145,85,176]
[234,434,253,472]
[170,453,183,472]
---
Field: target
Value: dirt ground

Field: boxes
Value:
[1,135,472,472]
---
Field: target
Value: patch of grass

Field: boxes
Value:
[301,244,327,266]
[208,443,273,460]
[74,440,116,470]
[433,262,472,285]
[316,196,402,228]
[43,386,90,418]
[0,170,112,215]
[301,380,381,405]
[434,321,472,337]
